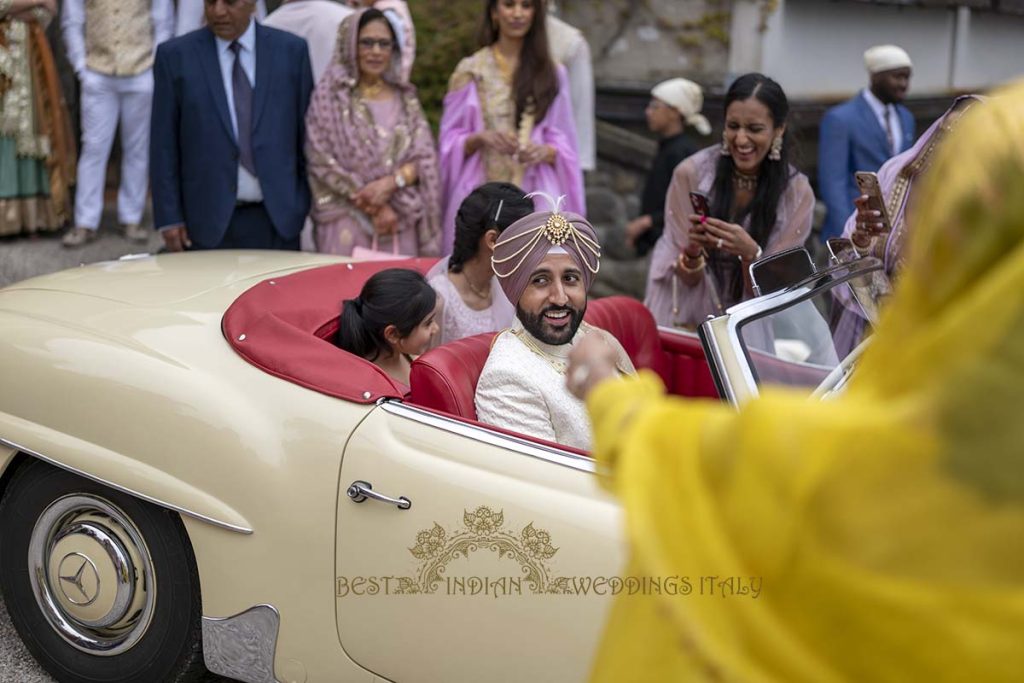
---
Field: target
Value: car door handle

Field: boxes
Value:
[346,480,411,510]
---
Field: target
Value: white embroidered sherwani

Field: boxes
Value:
[475,320,635,451]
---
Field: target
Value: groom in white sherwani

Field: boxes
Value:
[474,203,635,451]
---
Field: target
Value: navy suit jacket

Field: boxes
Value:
[818,93,914,240]
[150,25,314,247]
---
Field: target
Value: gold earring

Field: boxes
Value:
[720,131,730,156]
[769,135,783,161]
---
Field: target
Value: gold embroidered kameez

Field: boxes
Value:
[0,6,76,236]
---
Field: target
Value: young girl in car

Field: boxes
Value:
[337,268,439,389]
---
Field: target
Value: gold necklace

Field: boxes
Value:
[732,169,758,191]
[463,272,491,300]
[492,46,516,84]
[511,328,568,375]
[359,79,385,99]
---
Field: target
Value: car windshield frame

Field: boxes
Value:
[700,256,884,406]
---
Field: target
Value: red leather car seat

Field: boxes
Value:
[408,296,671,420]
[583,296,672,385]
[408,331,497,420]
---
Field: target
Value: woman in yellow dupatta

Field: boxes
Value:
[567,81,1024,683]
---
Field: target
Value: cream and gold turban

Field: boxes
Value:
[491,197,601,305]
[651,78,712,136]
[864,45,913,74]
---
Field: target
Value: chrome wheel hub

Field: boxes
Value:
[28,494,157,655]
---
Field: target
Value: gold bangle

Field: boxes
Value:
[852,235,876,256]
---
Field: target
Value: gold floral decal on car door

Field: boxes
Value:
[402,506,571,595]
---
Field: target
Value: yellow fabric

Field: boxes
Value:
[588,81,1024,683]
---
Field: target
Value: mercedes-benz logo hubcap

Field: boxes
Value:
[57,552,100,606]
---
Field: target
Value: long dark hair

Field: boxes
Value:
[478,0,559,122]
[449,182,534,273]
[709,73,796,300]
[337,269,436,362]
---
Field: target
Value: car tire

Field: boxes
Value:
[0,458,206,683]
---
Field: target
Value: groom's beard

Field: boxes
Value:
[517,302,586,346]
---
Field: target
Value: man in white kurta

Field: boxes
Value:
[175,0,266,36]
[262,0,352,81]
[547,13,595,172]
[475,206,634,451]
[60,0,174,246]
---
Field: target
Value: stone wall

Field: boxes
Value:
[557,0,732,87]
[585,122,655,301]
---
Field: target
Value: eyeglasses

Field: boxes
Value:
[358,38,394,52]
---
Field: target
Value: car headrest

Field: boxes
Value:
[408,332,497,420]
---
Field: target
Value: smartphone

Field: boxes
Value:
[689,191,710,218]
[853,171,892,233]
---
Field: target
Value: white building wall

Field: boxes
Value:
[758,0,954,98]
[736,0,1024,99]
[951,9,1024,90]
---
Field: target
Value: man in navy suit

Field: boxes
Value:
[150,0,313,251]
[818,45,914,242]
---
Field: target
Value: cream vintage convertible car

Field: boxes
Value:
[0,247,878,683]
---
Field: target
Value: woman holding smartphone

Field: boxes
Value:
[643,73,814,329]
[833,95,982,356]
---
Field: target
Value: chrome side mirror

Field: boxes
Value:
[749,247,816,297]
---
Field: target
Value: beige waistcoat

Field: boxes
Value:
[85,0,154,76]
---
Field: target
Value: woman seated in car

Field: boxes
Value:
[426,182,533,345]
[337,268,439,390]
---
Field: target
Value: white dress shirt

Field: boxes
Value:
[862,88,904,156]
[215,19,263,202]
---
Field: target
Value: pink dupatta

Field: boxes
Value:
[438,47,585,256]
[305,9,441,256]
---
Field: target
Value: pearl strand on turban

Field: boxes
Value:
[490,199,602,305]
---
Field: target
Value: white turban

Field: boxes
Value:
[651,78,712,136]
[864,45,913,74]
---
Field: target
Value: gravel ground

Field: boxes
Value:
[0,599,55,683]
[0,210,163,290]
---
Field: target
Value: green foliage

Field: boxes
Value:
[410,0,483,132]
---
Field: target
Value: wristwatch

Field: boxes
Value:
[394,171,407,190]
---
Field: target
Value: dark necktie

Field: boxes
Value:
[229,41,256,176]
[884,105,896,155]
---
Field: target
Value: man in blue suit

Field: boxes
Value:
[818,44,914,242]
[151,0,313,251]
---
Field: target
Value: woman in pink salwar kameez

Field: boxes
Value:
[305,8,441,257]
[438,0,584,256]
